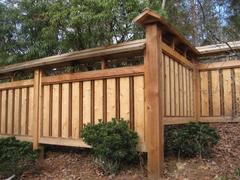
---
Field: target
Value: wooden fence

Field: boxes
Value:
[0,8,239,179]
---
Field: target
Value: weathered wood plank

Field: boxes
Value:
[43,85,50,137]
[28,87,34,136]
[0,40,145,74]
[61,83,69,138]
[222,69,232,116]
[235,68,240,116]
[21,88,27,135]
[83,81,91,125]
[198,60,240,71]
[200,72,209,116]
[52,84,60,137]
[120,77,130,120]
[72,82,80,139]
[175,62,180,116]
[106,79,116,121]
[134,76,145,144]
[170,58,175,116]
[183,67,187,116]
[94,80,103,123]
[179,65,184,116]
[42,66,144,85]
[7,90,13,134]
[0,79,33,90]
[164,55,170,116]
[14,89,20,135]
[1,90,7,134]
[211,70,221,116]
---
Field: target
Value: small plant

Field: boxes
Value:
[165,122,220,158]
[0,137,38,178]
[81,118,139,175]
[235,167,240,177]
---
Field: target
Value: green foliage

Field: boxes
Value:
[81,118,138,174]
[0,137,38,178]
[235,167,240,177]
[165,122,220,158]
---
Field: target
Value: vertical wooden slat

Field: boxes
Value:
[28,87,34,136]
[61,83,69,138]
[52,84,60,137]
[72,82,80,139]
[165,55,170,116]
[21,88,27,135]
[120,77,130,120]
[175,62,179,116]
[235,68,240,116]
[134,76,145,144]
[223,69,232,116]
[79,82,83,135]
[7,90,13,134]
[83,81,91,125]
[211,70,221,116]
[186,69,190,116]
[189,71,194,116]
[107,79,116,121]
[1,90,7,134]
[14,89,20,135]
[179,65,184,116]
[200,71,209,116]
[170,58,175,116]
[94,80,103,123]
[43,85,50,137]
[183,67,187,116]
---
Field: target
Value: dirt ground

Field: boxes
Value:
[20,123,240,180]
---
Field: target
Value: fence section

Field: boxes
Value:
[161,42,196,124]
[39,65,146,150]
[199,60,240,122]
[0,80,34,141]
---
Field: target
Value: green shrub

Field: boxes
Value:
[165,122,220,158]
[81,118,139,175]
[235,167,240,177]
[0,137,38,178]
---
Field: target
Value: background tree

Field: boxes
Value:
[0,0,239,66]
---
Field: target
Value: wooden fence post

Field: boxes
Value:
[33,69,41,149]
[144,23,164,179]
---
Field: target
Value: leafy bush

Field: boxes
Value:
[165,122,220,158]
[81,118,139,175]
[235,167,240,177]
[0,137,38,178]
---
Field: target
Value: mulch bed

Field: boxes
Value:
[20,123,240,180]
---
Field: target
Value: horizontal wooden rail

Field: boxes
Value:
[42,65,144,84]
[161,42,195,69]
[0,79,34,90]
[199,117,240,123]
[0,39,145,74]
[198,60,240,71]
[164,117,196,125]
[0,135,33,142]
[39,137,91,148]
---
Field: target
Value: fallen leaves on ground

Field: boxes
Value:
[21,123,240,180]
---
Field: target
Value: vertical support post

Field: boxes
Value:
[194,61,200,121]
[33,69,41,149]
[144,23,164,179]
